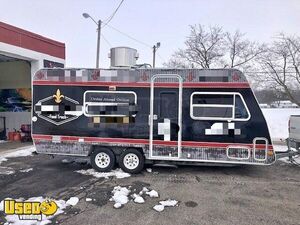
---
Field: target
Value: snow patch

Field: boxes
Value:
[62,159,73,164]
[159,199,178,207]
[66,197,79,206]
[111,186,131,208]
[0,166,15,175]
[146,168,152,173]
[20,168,33,173]
[0,146,35,165]
[153,204,164,212]
[146,190,159,198]
[139,187,149,195]
[262,108,300,140]
[153,199,178,212]
[132,194,145,204]
[113,202,122,209]
[76,168,130,179]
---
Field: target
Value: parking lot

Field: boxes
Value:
[0,145,299,225]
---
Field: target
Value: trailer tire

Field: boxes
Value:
[90,148,115,172]
[119,149,144,174]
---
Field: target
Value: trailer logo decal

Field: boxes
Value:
[34,89,83,125]
[53,89,64,103]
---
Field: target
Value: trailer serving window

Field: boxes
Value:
[190,92,250,121]
[83,91,137,117]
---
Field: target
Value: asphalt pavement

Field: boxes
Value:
[0,149,299,225]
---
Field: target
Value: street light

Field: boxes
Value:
[152,42,160,68]
[82,13,102,68]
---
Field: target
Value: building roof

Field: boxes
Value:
[0,21,65,59]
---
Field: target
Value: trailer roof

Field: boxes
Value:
[33,68,248,85]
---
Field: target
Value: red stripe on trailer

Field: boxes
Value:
[32,81,250,89]
[32,134,273,150]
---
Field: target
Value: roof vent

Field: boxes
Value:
[108,47,139,68]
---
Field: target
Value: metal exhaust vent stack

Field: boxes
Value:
[108,47,139,68]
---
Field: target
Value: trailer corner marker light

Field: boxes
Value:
[267,150,274,156]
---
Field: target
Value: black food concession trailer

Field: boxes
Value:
[32,68,275,173]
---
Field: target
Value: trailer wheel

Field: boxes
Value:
[119,149,144,174]
[90,148,115,172]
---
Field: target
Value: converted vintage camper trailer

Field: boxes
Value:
[32,68,275,173]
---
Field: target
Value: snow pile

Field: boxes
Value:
[108,186,178,212]
[0,146,35,165]
[20,168,33,173]
[66,197,79,206]
[76,168,130,179]
[153,204,164,212]
[159,199,178,207]
[139,187,149,195]
[146,168,152,173]
[62,159,73,164]
[0,196,78,224]
[146,190,159,198]
[153,199,178,212]
[132,194,145,204]
[262,108,300,140]
[110,186,131,208]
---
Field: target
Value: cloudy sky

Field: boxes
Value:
[1,0,299,68]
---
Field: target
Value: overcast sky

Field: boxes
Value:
[1,0,300,68]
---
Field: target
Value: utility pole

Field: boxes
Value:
[152,42,160,68]
[83,13,102,68]
[96,20,102,68]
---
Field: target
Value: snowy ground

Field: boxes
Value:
[0,145,299,224]
[262,108,300,141]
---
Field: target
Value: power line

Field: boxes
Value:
[102,0,125,28]
[156,52,166,64]
[101,34,112,47]
[106,24,152,48]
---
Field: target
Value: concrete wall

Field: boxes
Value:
[0,61,31,89]
[0,112,31,137]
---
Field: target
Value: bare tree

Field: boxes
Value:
[225,30,266,69]
[164,25,264,71]
[258,34,300,106]
[164,24,225,68]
